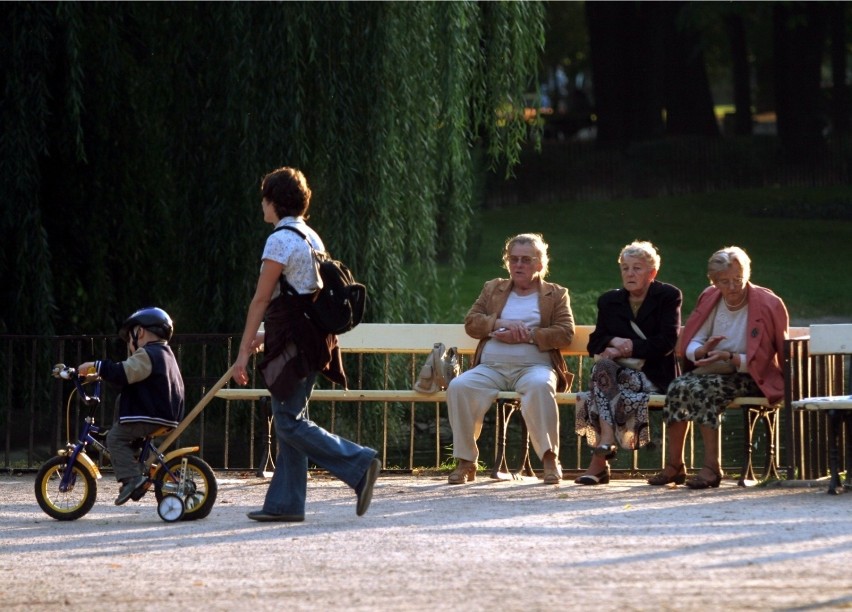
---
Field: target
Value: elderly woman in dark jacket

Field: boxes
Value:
[575,241,682,485]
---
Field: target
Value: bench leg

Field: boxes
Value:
[517,414,535,477]
[490,401,533,480]
[826,408,846,495]
[491,400,513,479]
[844,411,852,491]
[738,406,780,487]
[257,397,276,478]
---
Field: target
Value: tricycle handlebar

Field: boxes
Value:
[52,363,101,406]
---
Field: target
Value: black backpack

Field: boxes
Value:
[272,226,366,335]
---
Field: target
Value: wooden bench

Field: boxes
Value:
[217,323,807,485]
[791,324,852,495]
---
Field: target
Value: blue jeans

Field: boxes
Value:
[263,373,377,516]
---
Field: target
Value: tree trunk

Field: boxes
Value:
[773,2,829,157]
[725,12,753,135]
[585,1,664,144]
[829,2,849,138]
[659,1,719,136]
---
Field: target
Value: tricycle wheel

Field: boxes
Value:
[155,455,217,520]
[157,494,185,522]
[34,456,97,520]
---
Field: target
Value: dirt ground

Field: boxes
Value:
[2,470,851,611]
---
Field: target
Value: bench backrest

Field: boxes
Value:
[337,323,593,355]
[338,324,807,356]
[808,323,852,355]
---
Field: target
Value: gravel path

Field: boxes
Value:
[2,471,851,611]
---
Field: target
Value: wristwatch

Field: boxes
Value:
[528,329,536,344]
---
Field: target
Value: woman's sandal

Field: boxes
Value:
[542,455,563,485]
[647,463,687,486]
[592,443,618,460]
[685,466,723,489]
[447,460,477,485]
[574,467,610,486]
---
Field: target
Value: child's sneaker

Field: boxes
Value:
[115,475,148,506]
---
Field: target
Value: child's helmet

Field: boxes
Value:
[119,307,174,342]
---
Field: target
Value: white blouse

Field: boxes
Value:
[261,217,324,296]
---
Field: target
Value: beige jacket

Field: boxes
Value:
[463,278,575,392]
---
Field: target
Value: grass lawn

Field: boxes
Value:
[439,185,852,326]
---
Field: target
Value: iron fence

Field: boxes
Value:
[2,333,847,479]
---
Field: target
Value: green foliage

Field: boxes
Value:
[442,185,852,326]
[1,2,545,335]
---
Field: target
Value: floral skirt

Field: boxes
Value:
[663,372,761,429]
[575,358,652,451]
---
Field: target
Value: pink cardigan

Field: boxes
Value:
[677,283,789,403]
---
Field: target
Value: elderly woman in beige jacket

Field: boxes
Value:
[446,233,575,486]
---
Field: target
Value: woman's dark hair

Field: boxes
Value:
[260,167,312,219]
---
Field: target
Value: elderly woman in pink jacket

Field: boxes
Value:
[648,246,789,489]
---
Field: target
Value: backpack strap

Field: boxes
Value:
[272,224,309,242]
[270,225,318,297]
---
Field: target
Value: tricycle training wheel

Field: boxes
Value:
[157,494,185,522]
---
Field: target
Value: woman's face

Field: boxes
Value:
[506,243,542,288]
[713,262,747,303]
[620,255,656,296]
[262,197,278,224]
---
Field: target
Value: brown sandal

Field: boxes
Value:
[647,463,686,486]
[685,466,723,489]
[447,460,476,485]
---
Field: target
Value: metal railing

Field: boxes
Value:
[783,337,849,480]
[2,333,847,478]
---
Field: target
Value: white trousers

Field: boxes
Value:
[447,363,559,463]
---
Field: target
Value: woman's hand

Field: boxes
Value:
[695,335,726,360]
[490,320,532,343]
[598,347,622,360]
[609,337,633,357]
[232,332,265,386]
[694,349,733,367]
[232,355,251,386]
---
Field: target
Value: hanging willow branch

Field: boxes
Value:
[0,1,544,334]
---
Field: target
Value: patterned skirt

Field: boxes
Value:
[663,372,761,429]
[575,358,653,451]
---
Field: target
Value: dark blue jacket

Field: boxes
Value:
[96,341,185,428]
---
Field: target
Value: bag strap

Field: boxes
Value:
[270,225,318,297]
[629,320,647,340]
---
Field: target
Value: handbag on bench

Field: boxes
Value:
[413,343,460,393]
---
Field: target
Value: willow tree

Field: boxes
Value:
[0,1,545,335]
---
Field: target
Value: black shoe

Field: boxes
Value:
[574,468,611,486]
[115,475,148,506]
[130,480,150,502]
[355,458,381,517]
[247,510,305,522]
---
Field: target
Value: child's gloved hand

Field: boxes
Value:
[77,362,98,378]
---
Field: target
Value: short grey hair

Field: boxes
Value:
[503,233,549,279]
[618,240,661,271]
[707,246,751,284]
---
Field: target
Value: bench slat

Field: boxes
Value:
[335,323,593,354]
[220,324,794,407]
[216,387,771,408]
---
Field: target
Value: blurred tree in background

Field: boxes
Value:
[0,1,544,335]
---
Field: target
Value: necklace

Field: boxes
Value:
[724,293,748,310]
[629,299,643,317]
